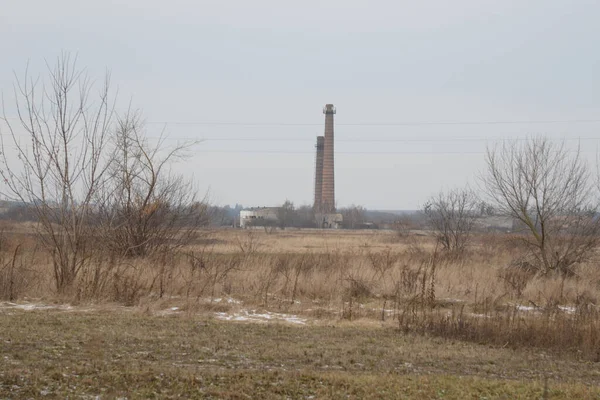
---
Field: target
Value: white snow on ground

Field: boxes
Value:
[156,306,182,316]
[211,297,242,304]
[440,298,466,303]
[214,310,307,325]
[0,302,75,311]
[469,313,491,319]
[514,304,578,314]
[558,306,577,314]
[516,305,538,312]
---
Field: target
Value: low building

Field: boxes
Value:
[315,213,343,229]
[240,207,279,228]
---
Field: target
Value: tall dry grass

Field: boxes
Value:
[2,226,600,357]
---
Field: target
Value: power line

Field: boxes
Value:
[148,119,600,127]
[191,136,600,143]
[194,150,482,154]
[3,116,600,127]
[1,145,595,155]
[2,133,600,145]
[190,149,597,155]
[0,146,485,155]
[4,130,600,143]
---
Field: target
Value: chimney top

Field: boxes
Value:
[323,104,336,114]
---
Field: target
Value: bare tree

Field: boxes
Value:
[340,205,367,229]
[295,205,316,228]
[483,137,600,275]
[0,53,115,292]
[277,199,295,230]
[96,111,208,257]
[423,187,479,253]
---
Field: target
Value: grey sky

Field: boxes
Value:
[1,0,599,209]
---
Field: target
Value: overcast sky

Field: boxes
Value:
[1,0,599,209]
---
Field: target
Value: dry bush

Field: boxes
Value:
[364,246,399,280]
[423,187,479,254]
[0,237,37,301]
[0,54,206,295]
[275,252,314,304]
[96,111,207,258]
[483,137,600,276]
[4,226,600,362]
[0,54,116,292]
[236,230,262,255]
[400,305,600,360]
[498,259,537,298]
[75,256,148,305]
[182,249,244,301]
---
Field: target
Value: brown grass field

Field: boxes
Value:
[2,227,600,398]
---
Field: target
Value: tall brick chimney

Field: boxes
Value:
[313,136,324,212]
[321,104,336,213]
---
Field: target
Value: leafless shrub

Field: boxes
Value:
[339,204,367,229]
[0,53,115,292]
[276,252,314,304]
[236,230,261,256]
[345,274,373,299]
[397,264,422,298]
[365,246,399,280]
[76,255,147,305]
[341,274,372,320]
[0,54,208,298]
[483,137,600,275]
[184,250,243,301]
[96,111,208,258]
[423,187,480,254]
[401,305,600,360]
[257,257,281,306]
[277,200,295,230]
[111,264,146,306]
[148,251,182,299]
[498,259,537,298]
[393,216,414,239]
[0,237,37,301]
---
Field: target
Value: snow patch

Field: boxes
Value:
[156,306,182,316]
[212,297,242,304]
[0,302,74,311]
[516,305,538,312]
[514,304,578,314]
[215,309,307,325]
[558,305,576,314]
[440,298,466,304]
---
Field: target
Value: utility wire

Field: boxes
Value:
[2,132,600,143]
[189,136,600,143]
[3,116,600,127]
[143,119,600,127]
[187,149,596,155]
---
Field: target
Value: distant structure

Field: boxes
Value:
[314,104,336,213]
[313,104,342,228]
[239,207,279,228]
[321,104,336,213]
[313,136,324,211]
[239,104,342,230]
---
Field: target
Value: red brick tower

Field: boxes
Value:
[321,104,336,213]
[313,136,324,212]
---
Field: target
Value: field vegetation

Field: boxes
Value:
[2,228,600,397]
[2,54,600,398]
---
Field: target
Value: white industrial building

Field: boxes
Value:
[239,207,279,228]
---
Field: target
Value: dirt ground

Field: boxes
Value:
[1,306,599,399]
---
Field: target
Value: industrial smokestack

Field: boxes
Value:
[321,104,336,213]
[314,136,324,212]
